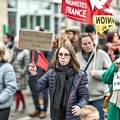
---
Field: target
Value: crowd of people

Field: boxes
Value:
[0,24,120,120]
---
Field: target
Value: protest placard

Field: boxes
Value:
[19,29,53,51]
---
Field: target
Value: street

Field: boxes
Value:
[9,87,50,120]
[8,86,107,120]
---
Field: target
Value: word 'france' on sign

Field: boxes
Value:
[19,30,53,51]
[61,0,93,24]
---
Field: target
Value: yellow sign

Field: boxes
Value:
[93,15,115,34]
[93,15,115,25]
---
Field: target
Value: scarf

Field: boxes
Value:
[107,42,120,62]
[51,63,75,119]
[110,90,120,108]
[81,50,92,62]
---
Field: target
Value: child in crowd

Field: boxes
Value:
[80,105,100,120]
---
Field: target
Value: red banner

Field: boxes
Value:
[92,0,113,15]
[61,0,93,24]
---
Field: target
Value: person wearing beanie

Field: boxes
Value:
[66,26,81,53]
[85,24,98,44]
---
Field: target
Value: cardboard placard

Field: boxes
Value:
[19,29,53,51]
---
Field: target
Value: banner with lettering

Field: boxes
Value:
[91,0,115,33]
[61,0,93,24]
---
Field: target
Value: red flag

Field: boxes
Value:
[36,52,49,71]
[61,0,93,24]
[92,0,113,15]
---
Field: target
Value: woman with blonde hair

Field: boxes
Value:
[28,43,89,120]
[0,42,16,120]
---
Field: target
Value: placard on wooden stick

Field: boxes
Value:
[19,29,53,51]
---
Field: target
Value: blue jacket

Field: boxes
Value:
[29,69,89,120]
[0,62,16,109]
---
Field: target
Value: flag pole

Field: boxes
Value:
[58,6,62,48]
[32,50,35,64]
[93,32,97,70]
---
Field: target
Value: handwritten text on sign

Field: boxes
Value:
[19,30,53,51]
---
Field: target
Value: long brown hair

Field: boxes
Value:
[51,43,80,71]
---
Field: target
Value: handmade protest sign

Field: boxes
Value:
[19,30,53,51]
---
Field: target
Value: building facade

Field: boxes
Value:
[0,0,120,41]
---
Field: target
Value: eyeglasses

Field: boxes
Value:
[79,33,90,40]
[58,53,70,58]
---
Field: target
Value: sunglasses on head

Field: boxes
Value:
[79,33,90,40]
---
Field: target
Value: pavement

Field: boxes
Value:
[8,86,50,120]
[8,86,107,120]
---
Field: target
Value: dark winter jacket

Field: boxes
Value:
[29,69,89,120]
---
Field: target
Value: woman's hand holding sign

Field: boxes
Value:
[29,63,37,76]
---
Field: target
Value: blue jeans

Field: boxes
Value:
[89,99,104,120]
[32,89,48,112]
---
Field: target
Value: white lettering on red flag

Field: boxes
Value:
[61,0,93,24]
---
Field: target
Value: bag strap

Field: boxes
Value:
[84,54,94,72]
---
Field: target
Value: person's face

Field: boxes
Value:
[14,38,19,48]
[58,47,71,66]
[3,35,9,44]
[66,32,79,42]
[81,36,94,54]
[98,33,106,40]
[113,32,119,42]
[83,112,99,120]
[66,32,74,41]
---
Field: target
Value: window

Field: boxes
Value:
[21,15,27,29]
[54,3,59,13]
[54,17,59,34]
[36,16,41,26]
[45,16,50,31]
[8,12,16,35]
[8,0,17,8]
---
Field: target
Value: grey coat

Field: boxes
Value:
[76,47,112,101]
[11,48,30,90]
[0,62,16,109]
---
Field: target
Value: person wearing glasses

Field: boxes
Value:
[28,43,89,120]
[76,33,112,120]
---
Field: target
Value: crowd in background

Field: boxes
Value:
[0,24,120,120]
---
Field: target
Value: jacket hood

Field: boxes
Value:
[0,59,6,67]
